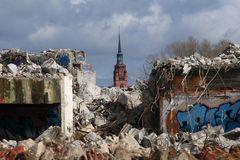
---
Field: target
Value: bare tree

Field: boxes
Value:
[139,37,231,80]
[199,39,212,57]
[213,39,230,56]
[185,36,198,56]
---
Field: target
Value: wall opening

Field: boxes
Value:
[0,103,61,140]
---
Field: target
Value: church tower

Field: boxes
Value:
[113,32,128,88]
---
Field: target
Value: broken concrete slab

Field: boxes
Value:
[7,63,18,76]
[35,126,63,143]
[117,91,142,109]
[61,140,87,160]
[223,128,240,140]
[18,139,36,151]
[41,58,58,74]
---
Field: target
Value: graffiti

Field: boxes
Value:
[176,100,240,132]
[57,55,70,67]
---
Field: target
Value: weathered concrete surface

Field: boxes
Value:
[0,77,61,104]
[148,43,240,134]
[0,76,73,137]
[60,76,73,137]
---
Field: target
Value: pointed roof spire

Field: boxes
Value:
[118,27,122,53]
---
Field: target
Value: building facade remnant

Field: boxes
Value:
[0,48,96,139]
[113,33,128,88]
[147,43,240,135]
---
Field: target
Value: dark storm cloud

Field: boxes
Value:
[0,0,240,86]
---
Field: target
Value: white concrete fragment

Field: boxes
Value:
[60,76,74,137]
[118,91,142,109]
[7,63,18,76]
[0,63,2,74]
[183,64,191,74]
[18,138,36,151]
[41,58,58,74]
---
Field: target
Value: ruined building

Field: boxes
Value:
[0,48,96,140]
[147,43,240,135]
[113,33,128,88]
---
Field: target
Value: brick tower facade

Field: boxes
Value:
[113,33,128,88]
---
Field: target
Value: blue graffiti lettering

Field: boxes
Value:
[176,100,240,132]
[57,55,70,67]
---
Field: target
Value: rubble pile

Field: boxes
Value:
[73,81,147,136]
[0,49,71,78]
[1,124,240,159]
[2,43,240,159]
[154,43,240,74]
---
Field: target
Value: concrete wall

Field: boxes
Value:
[0,78,61,104]
[157,69,240,135]
[0,76,73,137]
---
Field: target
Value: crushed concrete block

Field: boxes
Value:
[134,128,147,143]
[18,138,36,151]
[41,58,58,74]
[94,115,107,127]
[96,140,109,153]
[119,135,141,151]
[40,148,54,160]
[84,132,102,143]
[7,63,18,76]
[223,128,240,140]
[101,87,123,102]
[154,133,171,149]
[1,139,17,148]
[35,126,63,143]
[119,123,133,135]
[62,140,87,160]
[26,142,46,159]
[0,63,2,73]
[177,150,197,160]
[117,91,142,109]
[80,124,95,133]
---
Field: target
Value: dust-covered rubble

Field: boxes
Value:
[154,43,240,74]
[2,44,240,159]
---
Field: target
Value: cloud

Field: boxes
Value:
[70,0,87,5]
[181,0,240,42]
[80,3,172,48]
[29,25,65,43]
[1,0,240,86]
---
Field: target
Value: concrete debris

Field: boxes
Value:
[2,44,240,159]
[0,63,2,74]
[117,90,142,109]
[223,128,240,140]
[100,87,123,102]
[154,43,240,73]
[7,63,18,76]
[26,141,46,159]
[41,58,69,75]
[35,126,64,143]
[18,138,36,151]
[40,148,55,160]
[62,140,87,160]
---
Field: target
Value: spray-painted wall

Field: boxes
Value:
[176,100,240,133]
[157,69,240,135]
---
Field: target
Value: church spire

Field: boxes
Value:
[113,29,128,88]
[118,29,122,53]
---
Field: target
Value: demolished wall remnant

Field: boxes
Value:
[148,43,240,135]
[0,49,74,139]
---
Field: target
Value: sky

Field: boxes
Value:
[0,0,240,86]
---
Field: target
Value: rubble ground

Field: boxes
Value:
[1,44,240,159]
[1,81,240,160]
